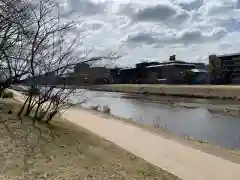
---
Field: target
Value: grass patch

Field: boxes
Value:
[0,98,180,180]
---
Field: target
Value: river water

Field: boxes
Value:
[70,89,240,149]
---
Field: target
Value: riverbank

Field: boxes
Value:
[11,89,240,162]
[120,93,240,117]
[80,106,240,164]
[0,98,179,180]
[63,106,240,180]
[86,84,240,99]
[8,91,240,179]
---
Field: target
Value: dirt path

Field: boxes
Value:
[63,108,240,180]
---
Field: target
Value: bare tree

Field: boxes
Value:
[15,0,120,120]
[0,0,31,93]
[42,87,85,123]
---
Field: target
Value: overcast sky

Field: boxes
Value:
[56,0,240,66]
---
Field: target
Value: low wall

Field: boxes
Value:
[87,84,240,99]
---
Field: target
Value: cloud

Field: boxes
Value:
[117,3,136,16]
[178,0,204,11]
[68,0,106,16]
[237,0,240,8]
[82,21,104,30]
[127,33,157,45]
[134,4,177,21]
[209,27,227,40]
[178,29,202,42]
[127,26,227,47]
[55,0,240,66]
[127,2,190,24]
[179,27,226,42]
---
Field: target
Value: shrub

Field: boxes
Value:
[90,105,100,111]
[102,105,111,114]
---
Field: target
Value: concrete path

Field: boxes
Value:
[63,108,240,180]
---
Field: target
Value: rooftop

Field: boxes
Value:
[119,67,136,71]
[217,52,240,58]
[191,68,208,73]
[118,60,205,71]
[146,61,197,68]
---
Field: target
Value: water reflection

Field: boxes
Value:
[72,89,240,149]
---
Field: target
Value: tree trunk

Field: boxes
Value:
[18,97,29,116]
[46,110,57,123]
[24,95,34,116]
[34,103,41,119]
[0,88,4,97]
[0,84,8,97]
[39,101,53,120]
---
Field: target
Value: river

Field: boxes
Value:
[69,89,240,150]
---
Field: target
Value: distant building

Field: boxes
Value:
[135,61,160,68]
[145,61,206,84]
[65,64,111,85]
[21,71,59,86]
[109,67,121,83]
[115,60,207,84]
[74,63,90,73]
[209,52,240,84]
[118,67,138,84]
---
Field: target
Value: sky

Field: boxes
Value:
[55,0,240,66]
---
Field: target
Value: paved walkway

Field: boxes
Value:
[63,108,240,180]
[11,90,240,180]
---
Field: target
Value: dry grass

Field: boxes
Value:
[1,91,14,98]
[0,99,180,180]
[108,84,240,89]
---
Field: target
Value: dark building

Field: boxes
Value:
[109,67,121,83]
[135,62,160,68]
[118,68,138,84]
[145,61,198,84]
[64,63,111,85]
[135,62,161,83]
[112,62,161,84]
[209,53,240,84]
[21,71,59,86]
[114,60,207,84]
[74,63,90,73]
